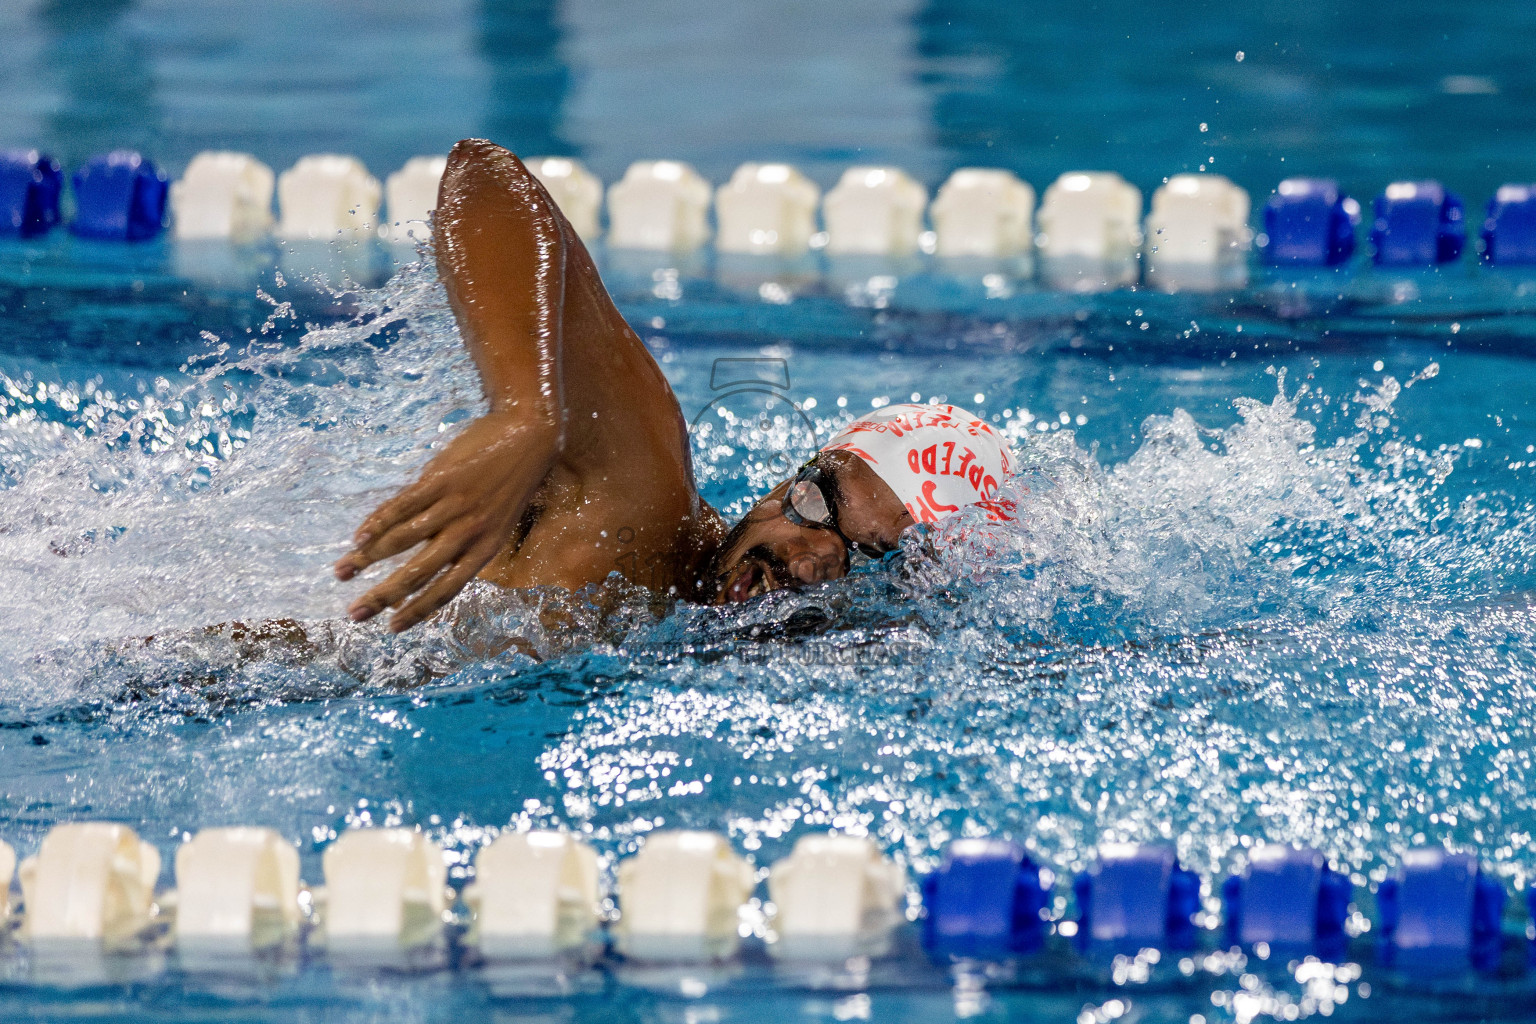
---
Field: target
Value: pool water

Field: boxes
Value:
[4,1,1536,1022]
[2,234,1535,1021]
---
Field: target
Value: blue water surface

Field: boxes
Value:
[2,2,1536,1022]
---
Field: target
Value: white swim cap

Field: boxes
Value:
[820,404,1016,523]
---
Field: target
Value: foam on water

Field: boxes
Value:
[0,258,484,684]
[526,369,1536,883]
[0,252,1534,904]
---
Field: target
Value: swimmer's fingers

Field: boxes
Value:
[387,535,505,633]
[335,496,458,580]
[346,524,476,624]
[349,481,440,550]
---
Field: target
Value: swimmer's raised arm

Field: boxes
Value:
[335,140,571,630]
[336,139,723,631]
[437,139,568,427]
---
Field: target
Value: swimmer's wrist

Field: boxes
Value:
[479,404,565,454]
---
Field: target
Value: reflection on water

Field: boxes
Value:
[911,0,1536,203]
[557,0,935,184]
[1,0,1533,205]
[39,0,160,164]
[477,0,574,158]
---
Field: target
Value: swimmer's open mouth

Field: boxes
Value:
[717,558,782,604]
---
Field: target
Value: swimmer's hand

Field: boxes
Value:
[334,411,555,632]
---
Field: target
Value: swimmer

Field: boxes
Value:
[334,140,1015,632]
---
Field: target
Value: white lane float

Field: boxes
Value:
[1035,171,1143,290]
[276,154,382,240]
[767,833,905,959]
[607,160,712,250]
[17,823,161,947]
[383,155,448,242]
[615,830,755,961]
[464,830,601,959]
[170,151,275,241]
[0,838,14,920]
[822,166,928,256]
[525,156,604,240]
[715,162,821,255]
[929,168,1035,258]
[1145,173,1251,262]
[1036,171,1143,260]
[318,828,447,956]
[1144,173,1252,292]
[173,826,302,954]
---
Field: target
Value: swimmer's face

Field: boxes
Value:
[810,449,915,554]
[711,480,850,604]
[710,452,914,604]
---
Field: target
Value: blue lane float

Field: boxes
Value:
[920,838,1051,959]
[1371,180,1465,266]
[1482,184,1536,265]
[70,150,167,241]
[1259,177,1360,266]
[1376,848,1505,974]
[1072,844,1200,953]
[0,150,63,237]
[1222,845,1351,961]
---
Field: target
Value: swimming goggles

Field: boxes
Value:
[782,460,878,556]
[782,461,840,528]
